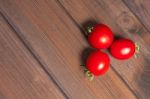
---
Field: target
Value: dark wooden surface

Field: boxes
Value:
[0,0,150,99]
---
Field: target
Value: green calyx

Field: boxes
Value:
[87,26,94,33]
[81,65,94,81]
[134,43,140,58]
[84,69,94,81]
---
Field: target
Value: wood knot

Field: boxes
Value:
[117,12,136,30]
[0,92,5,99]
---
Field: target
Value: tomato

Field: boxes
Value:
[86,50,110,76]
[88,24,114,49]
[110,38,135,60]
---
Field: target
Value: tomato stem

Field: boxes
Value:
[84,69,94,81]
[81,65,94,81]
[134,43,140,58]
[87,26,93,33]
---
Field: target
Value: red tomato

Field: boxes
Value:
[110,39,135,60]
[88,24,114,49]
[86,50,110,76]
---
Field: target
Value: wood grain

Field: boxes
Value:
[0,0,137,98]
[123,0,150,31]
[56,0,150,99]
[123,0,150,46]
[123,0,150,98]
[0,15,65,99]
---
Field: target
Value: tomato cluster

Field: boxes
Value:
[84,24,138,80]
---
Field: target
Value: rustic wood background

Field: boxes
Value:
[0,0,150,99]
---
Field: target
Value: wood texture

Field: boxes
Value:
[56,0,150,99]
[0,0,137,99]
[123,0,150,46]
[0,15,65,99]
[122,0,150,98]
[123,0,150,31]
[0,0,150,98]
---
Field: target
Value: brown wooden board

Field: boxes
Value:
[0,0,137,98]
[124,0,150,31]
[0,15,65,99]
[56,0,150,99]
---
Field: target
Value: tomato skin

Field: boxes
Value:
[86,50,110,76]
[110,39,135,60]
[88,24,114,49]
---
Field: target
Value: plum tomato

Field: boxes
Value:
[88,24,114,49]
[86,50,110,76]
[110,38,135,60]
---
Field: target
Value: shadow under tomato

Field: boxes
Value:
[79,20,99,67]
[80,20,98,39]
[80,47,95,68]
[81,20,98,31]
[114,34,123,40]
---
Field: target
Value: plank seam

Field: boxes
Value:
[55,0,86,34]
[0,11,69,99]
[55,0,139,98]
[94,1,140,98]
[110,65,140,99]
[122,0,150,34]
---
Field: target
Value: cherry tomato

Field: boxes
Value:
[88,24,114,49]
[110,38,135,60]
[86,50,110,76]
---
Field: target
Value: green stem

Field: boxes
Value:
[81,65,94,81]
[134,43,140,58]
[84,69,94,81]
[86,26,93,35]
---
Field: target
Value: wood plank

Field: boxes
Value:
[122,0,150,98]
[0,15,65,99]
[55,0,150,99]
[123,0,150,30]
[123,0,150,45]
[0,0,136,98]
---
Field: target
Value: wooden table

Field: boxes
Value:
[0,0,150,99]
